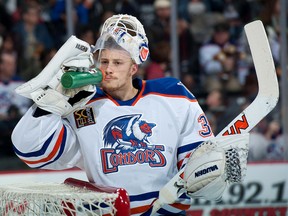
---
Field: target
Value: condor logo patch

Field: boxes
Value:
[74,107,96,128]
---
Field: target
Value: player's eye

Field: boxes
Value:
[100,60,109,65]
[113,61,122,66]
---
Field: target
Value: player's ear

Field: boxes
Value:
[130,63,138,76]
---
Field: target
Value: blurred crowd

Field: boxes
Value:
[0,0,286,164]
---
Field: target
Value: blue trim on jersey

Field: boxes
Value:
[36,126,67,168]
[13,126,67,169]
[157,208,186,215]
[115,91,140,106]
[13,131,56,157]
[177,141,203,155]
[89,77,196,106]
[143,77,196,100]
[129,191,159,202]
[91,87,107,100]
[179,193,190,199]
[130,189,190,215]
[140,208,153,216]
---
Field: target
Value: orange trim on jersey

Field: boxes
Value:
[177,159,184,170]
[130,202,190,215]
[21,127,65,165]
[86,80,197,106]
[88,93,120,106]
[170,202,191,210]
[177,152,192,169]
[88,81,147,106]
[105,93,121,106]
[87,96,108,104]
[131,80,146,106]
[130,204,151,215]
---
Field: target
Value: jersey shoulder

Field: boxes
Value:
[89,87,108,102]
[143,77,196,100]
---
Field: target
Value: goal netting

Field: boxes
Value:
[0,178,130,216]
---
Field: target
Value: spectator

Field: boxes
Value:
[259,0,281,68]
[177,18,199,75]
[146,0,171,50]
[187,0,215,44]
[96,10,116,38]
[249,120,286,162]
[41,47,58,70]
[74,0,93,26]
[199,21,242,93]
[249,132,270,162]
[216,95,248,135]
[204,89,226,133]
[0,52,31,117]
[147,0,199,77]
[47,0,67,48]
[137,0,155,27]
[0,33,18,55]
[13,3,54,81]
[144,40,171,80]
[265,120,286,161]
[115,0,138,17]
[0,52,31,156]
[0,2,13,34]
[181,73,196,93]
[76,25,96,45]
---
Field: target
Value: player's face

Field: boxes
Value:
[98,49,138,99]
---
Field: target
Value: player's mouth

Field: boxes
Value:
[104,76,116,81]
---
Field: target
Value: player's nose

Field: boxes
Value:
[105,64,113,74]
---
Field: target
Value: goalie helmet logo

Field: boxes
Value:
[139,45,149,62]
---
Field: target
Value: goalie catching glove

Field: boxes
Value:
[181,133,249,201]
[15,36,96,116]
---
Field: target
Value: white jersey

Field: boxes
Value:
[12,77,214,215]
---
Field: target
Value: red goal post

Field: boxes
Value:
[0,177,130,216]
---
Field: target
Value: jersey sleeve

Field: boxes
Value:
[176,86,214,170]
[166,82,214,213]
[146,78,214,170]
[144,77,214,170]
[11,104,83,170]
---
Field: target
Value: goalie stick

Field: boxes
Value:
[148,20,279,215]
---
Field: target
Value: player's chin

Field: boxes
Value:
[102,80,113,87]
[102,83,117,93]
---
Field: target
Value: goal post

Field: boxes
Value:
[0,178,130,216]
[64,178,130,216]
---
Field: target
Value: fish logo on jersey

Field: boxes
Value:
[101,114,166,173]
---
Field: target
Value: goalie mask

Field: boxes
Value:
[93,14,149,65]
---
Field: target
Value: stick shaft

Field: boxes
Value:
[150,20,279,215]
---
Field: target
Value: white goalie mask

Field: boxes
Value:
[93,14,149,64]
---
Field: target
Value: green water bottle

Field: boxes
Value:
[61,68,104,89]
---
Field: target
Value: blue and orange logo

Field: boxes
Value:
[101,114,166,173]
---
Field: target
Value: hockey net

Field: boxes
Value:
[0,178,130,216]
